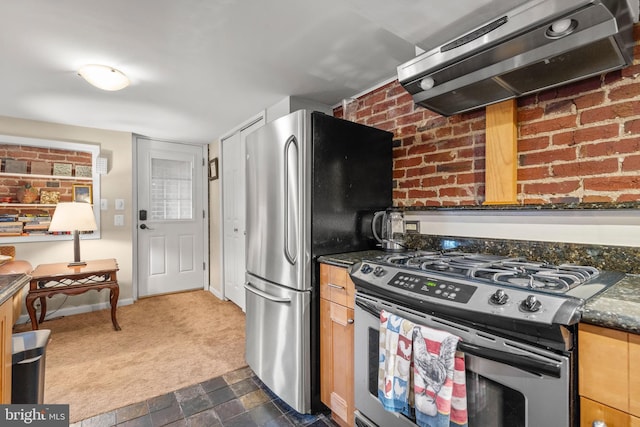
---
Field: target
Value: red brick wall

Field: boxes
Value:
[336,24,640,207]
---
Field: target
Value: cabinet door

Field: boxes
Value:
[579,324,629,412]
[581,397,630,427]
[632,416,640,427]
[320,296,332,407]
[0,300,11,404]
[630,333,640,417]
[329,302,354,427]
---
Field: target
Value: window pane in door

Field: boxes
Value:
[150,158,193,220]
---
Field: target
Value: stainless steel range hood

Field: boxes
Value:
[397,0,635,116]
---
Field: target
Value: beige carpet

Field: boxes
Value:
[14,290,246,423]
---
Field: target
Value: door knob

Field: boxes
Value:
[140,224,153,230]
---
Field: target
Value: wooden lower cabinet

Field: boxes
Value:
[581,397,630,427]
[320,263,355,427]
[0,298,12,404]
[629,333,640,417]
[579,323,640,427]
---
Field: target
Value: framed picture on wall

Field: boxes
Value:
[73,184,92,203]
[209,157,219,181]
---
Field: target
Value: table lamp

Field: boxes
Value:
[48,202,98,266]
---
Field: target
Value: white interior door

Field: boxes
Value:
[136,137,207,297]
[221,117,264,311]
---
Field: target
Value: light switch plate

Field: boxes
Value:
[115,199,125,210]
[114,215,124,226]
[100,199,108,211]
[96,157,108,175]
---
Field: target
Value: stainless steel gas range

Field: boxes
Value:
[349,251,625,427]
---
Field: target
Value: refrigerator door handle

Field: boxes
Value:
[283,135,298,266]
[244,282,292,303]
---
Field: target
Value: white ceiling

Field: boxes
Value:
[0,0,528,144]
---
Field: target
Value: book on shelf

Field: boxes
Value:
[0,214,18,222]
[17,213,51,221]
[0,221,23,234]
[23,223,51,231]
[23,230,49,235]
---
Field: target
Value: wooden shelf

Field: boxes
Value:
[0,135,101,244]
[0,203,56,208]
[0,172,92,181]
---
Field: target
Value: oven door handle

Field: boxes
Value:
[457,342,561,378]
[356,298,380,318]
[355,299,561,378]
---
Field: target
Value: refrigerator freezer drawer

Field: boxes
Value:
[244,273,311,413]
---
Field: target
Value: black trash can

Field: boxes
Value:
[11,329,51,404]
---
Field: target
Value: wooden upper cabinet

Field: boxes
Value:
[484,99,517,205]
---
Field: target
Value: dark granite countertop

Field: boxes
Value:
[581,274,640,335]
[317,250,385,268]
[0,273,29,305]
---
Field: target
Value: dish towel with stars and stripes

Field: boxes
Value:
[413,324,468,427]
[378,309,415,416]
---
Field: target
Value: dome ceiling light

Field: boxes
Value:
[77,64,130,91]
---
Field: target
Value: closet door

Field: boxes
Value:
[221,117,264,311]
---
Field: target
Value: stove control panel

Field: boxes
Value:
[352,261,585,325]
[387,272,476,303]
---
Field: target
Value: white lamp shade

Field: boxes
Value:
[49,202,98,232]
[78,64,130,91]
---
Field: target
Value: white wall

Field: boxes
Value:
[0,115,134,316]
[405,209,640,247]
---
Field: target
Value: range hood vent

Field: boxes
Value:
[397,0,635,116]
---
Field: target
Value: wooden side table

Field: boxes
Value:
[26,258,121,331]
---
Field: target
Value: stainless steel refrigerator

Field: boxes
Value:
[244,110,392,413]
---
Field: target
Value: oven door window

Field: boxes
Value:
[466,371,525,427]
[366,327,525,426]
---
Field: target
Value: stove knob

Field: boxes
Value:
[520,295,542,312]
[360,263,373,274]
[489,289,509,305]
[373,266,386,277]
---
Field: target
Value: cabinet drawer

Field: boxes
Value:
[581,397,630,427]
[320,264,355,308]
[579,323,629,412]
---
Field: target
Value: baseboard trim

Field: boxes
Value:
[208,286,224,300]
[16,297,135,326]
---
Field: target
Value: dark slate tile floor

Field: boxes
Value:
[70,366,340,427]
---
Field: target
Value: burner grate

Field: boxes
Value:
[375,251,601,294]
